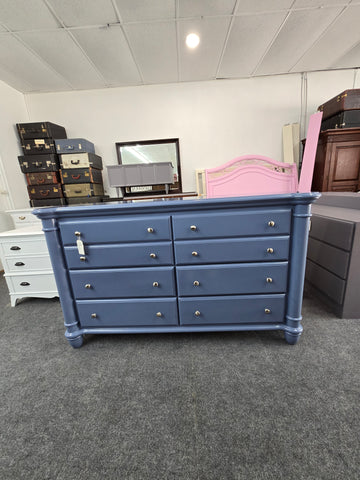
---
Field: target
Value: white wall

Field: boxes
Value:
[1,67,356,206]
[0,80,29,209]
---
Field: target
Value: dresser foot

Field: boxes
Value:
[67,335,84,348]
[284,331,301,345]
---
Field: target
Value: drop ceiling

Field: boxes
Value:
[0,0,359,93]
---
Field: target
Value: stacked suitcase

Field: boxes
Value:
[55,138,105,204]
[318,89,360,131]
[17,122,67,207]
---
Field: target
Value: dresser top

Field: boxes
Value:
[0,224,44,237]
[33,193,320,220]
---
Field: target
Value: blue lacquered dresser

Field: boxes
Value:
[33,193,319,348]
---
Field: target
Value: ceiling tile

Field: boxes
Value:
[331,41,360,68]
[0,24,8,32]
[179,0,236,17]
[293,0,351,7]
[0,35,70,91]
[292,5,360,71]
[0,0,60,30]
[114,0,175,22]
[47,0,118,27]
[255,7,343,75]
[0,64,32,91]
[235,0,293,14]
[218,12,288,78]
[72,26,141,85]
[179,17,231,81]
[124,21,177,84]
[18,30,106,89]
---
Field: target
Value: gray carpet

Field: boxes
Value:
[0,275,359,480]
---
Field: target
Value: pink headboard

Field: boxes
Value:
[205,111,322,198]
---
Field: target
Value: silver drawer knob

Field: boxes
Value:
[194,310,201,317]
[85,283,92,289]
[267,248,274,253]
[268,221,275,227]
[192,251,198,256]
[264,309,271,314]
[266,277,273,283]
[150,253,157,258]
[80,256,86,261]
[193,280,200,286]
[91,313,97,318]
[147,227,154,233]
[153,281,159,287]
[190,225,197,231]
[156,312,162,317]
[75,231,81,236]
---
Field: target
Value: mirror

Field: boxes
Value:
[115,138,182,196]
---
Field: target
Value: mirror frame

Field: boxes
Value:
[115,138,182,197]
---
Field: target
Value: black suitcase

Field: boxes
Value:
[60,167,103,184]
[21,138,56,155]
[321,110,360,131]
[318,89,360,120]
[18,154,59,173]
[17,122,67,141]
[29,198,67,207]
[27,184,64,200]
[26,171,61,185]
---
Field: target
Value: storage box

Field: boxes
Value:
[17,122,67,141]
[59,152,102,170]
[18,154,60,173]
[63,183,104,198]
[21,138,56,155]
[60,167,103,184]
[29,198,67,207]
[26,171,61,185]
[55,138,95,154]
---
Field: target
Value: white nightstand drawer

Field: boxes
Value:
[3,255,52,273]
[6,209,41,227]
[1,238,48,256]
[4,272,57,294]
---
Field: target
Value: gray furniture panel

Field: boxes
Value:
[306,193,360,318]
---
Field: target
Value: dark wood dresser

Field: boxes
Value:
[311,128,360,192]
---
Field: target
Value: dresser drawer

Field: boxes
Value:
[179,294,286,325]
[60,215,171,245]
[174,236,290,265]
[76,298,178,327]
[7,210,41,227]
[70,267,176,299]
[172,208,291,240]
[305,260,345,305]
[1,238,48,256]
[176,262,288,296]
[3,254,52,273]
[4,272,57,294]
[64,242,173,269]
[307,237,350,279]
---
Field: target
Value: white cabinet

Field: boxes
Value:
[0,210,58,306]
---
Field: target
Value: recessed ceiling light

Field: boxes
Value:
[186,33,200,49]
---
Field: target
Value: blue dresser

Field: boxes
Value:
[33,193,319,348]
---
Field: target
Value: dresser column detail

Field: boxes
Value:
[285,203,312,344]
[41,217,83,348]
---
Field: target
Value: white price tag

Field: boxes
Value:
[76,239,85,255]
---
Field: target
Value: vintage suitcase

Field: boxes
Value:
[318,89,360,120]
[18,154,59,173]
[66,196,105,204]
[320,110,360,131]
[27,184,64,200]
[17,122,67,141]
[29,198,67,207]
[55,138,95,154]
[59,152,102,170]
[63,183,104,198]
[21,138,56,155]
[26,172,61,186]
[60,167,103,184]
